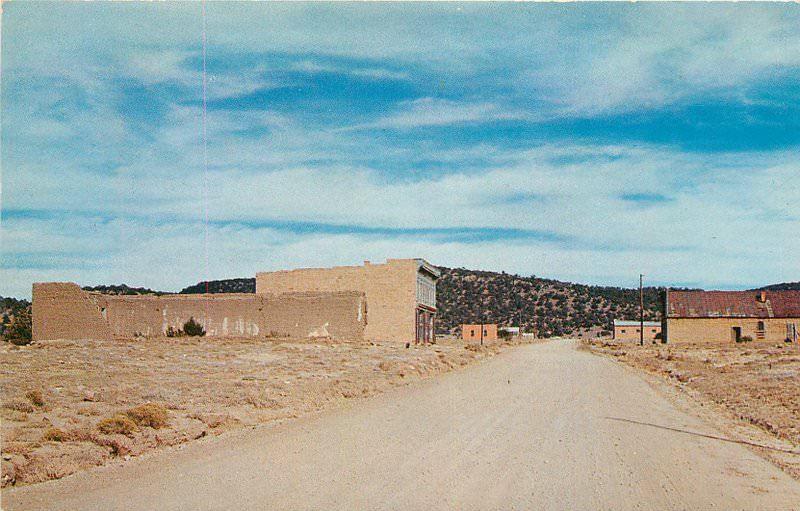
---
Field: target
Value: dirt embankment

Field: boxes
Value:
[585,339,800,479]
[0,336,516,487]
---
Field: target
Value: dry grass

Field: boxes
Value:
[0,336,513,487]
[586,339,800,479]
[96,415,139,437]
[124,403,168,429]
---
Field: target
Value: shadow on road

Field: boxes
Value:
[604,416,800,455]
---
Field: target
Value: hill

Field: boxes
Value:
[435,267,663,337]
[1,296,31,338]
[82,284,168,295]
[179,278,255,294]
[758,282,800,291]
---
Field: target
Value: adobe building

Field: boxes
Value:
[613,320,661,342]
[256,259,441,344]
[664,289,800,344]
[461,324,498,342]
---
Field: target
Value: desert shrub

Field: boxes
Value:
[3,399,34,413]
[26,390,45,408]
[4,309,32,345]
[736,335,753,343]
[125,403,168,429]
[92,436,131,456]
[41,428,67,442]
[165,326,182,337]
[182,317,205,337]
[97,414,139,436]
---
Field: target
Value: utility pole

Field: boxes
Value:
[480,320,484,346]
[639,274,644,346]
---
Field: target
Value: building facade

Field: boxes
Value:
[256,259,440,344]
[613,320,661,342]
[664,289,800,344]
[461,324,498,342]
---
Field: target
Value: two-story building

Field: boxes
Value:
[256,259,441,344]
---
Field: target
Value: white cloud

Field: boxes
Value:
[355,98,529,129]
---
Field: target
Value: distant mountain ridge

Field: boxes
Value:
[757,282,800,291]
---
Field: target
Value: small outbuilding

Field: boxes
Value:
[613,320,661,342]
[461,324,498,342]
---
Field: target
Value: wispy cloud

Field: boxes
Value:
[353,97,530,129]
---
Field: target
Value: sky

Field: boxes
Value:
[2,2,799,299]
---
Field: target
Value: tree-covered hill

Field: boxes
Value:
[435,267,664,338]
[179,278,255,294]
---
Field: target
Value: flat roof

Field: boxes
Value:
[614,320,661,327]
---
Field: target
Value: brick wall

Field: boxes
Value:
[666,317,800,343]
[32,283,366,341]
[256,259,418,343]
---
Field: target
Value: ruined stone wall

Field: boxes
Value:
[32,283,366,341]
[666,317,800,344]
[256,259,418,343]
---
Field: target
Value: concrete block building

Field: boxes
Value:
[664,289,800,343]
[256,259,441,344]
[613,320,661,342]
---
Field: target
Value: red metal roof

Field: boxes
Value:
[667,290,800,318]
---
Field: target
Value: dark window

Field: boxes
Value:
[621,329,626,333]
[470,330,475,337]
[651,329,657,333]
[757,321,765,331]
[483,329,488,336]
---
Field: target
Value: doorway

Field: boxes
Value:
[731,326,742,343]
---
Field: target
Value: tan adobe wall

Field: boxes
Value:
[666,317,800,344]
[256,259,418,343]
[461,324,498,341]
[33,283,366,341]
[613,324,661,342]
[32,283,113,341]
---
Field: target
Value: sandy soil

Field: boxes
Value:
[4,339,800,511]
[585,338,800,480]
[0,336,511,488]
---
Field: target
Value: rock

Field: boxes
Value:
[1,460,15,487]
[83,390,97,402]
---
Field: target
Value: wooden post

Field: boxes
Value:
[639,274,644,346]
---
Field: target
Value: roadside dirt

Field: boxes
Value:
[5,339,800,511]
[584,339,800,480]
[0,336,513,487]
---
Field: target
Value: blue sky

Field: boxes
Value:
[2,3,799,298]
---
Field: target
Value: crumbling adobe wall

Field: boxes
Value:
[32,283,113,341]
[256,259,418,343]
[32,283,366,341]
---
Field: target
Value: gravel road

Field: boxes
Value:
[5,339,799,510]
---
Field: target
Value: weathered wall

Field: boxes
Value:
[666,317,800,344]
[613,324,662,342]
[32,283,113,341]
[33,283,366,341]
[461,324,498,341]
[256,259,418,343]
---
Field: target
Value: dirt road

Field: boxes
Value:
[5,340,800,510]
